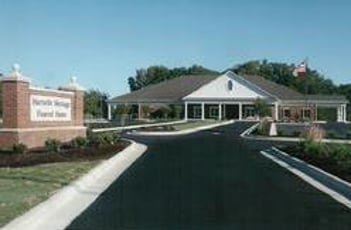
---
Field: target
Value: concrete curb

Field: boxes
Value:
[260,147,351,209]
[127,120,235,136]
[2,140,147,230]
[241,122,351,144]
[92,120,186,133]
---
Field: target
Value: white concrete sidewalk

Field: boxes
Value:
[2,140,147,230]
[127,120,235,136]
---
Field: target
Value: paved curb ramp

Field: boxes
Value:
[2,140,147,230]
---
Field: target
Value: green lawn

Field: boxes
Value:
[172,120,221,131]
[0,161,100,227]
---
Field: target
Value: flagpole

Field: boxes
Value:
[304,58,308,121]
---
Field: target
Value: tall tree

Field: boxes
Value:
[84,89,109,119]
[230,60,338,95]
[128,65,219,91]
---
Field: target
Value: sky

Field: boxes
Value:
[0,0,350,96]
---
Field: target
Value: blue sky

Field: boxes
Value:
[0,0,350,96]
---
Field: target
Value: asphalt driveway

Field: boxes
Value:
[67,122,351,229]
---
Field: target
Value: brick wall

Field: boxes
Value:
[0,76,86,148]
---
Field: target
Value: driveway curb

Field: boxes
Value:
[92,120,186,133]
[127,120,235,136]
[241,123,351,144]
[260,147,351,209]
[2,140,147,230]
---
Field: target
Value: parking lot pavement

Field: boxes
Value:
[67,122,351,230]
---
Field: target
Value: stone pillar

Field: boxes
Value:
[201,103,205,120]
[2,64,31,129]
[64,76,85,126]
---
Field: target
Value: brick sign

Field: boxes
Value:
[30,95,72,121]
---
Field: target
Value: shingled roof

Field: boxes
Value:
[240,75,304,100]
[109,72,347,104]
[109,75,216,103]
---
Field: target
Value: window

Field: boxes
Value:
[193,106,202,118]
[209,106,219,119]
[227,80,233,91]
[283,109,291,118]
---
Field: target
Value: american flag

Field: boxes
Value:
[293,60,307,77]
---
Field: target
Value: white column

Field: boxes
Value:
[201,103,205,120]
[218,103,222,120]
[343,104,347,122]
[337,105,342,122]
[274,102,279,121]
[107,104,112,120]
[184,102,188,121]
[239,103,242,120]
[138,103,142,120]
[223,104,226,120]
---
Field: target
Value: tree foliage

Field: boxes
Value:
[84,89,109,119]
[128,65,219,91]
[229,60,338,95]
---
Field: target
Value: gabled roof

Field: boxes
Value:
[239,74,304,100]
[108,75,216,103]
[109,71,348,104]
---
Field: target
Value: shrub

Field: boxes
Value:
[292,131,301,137]
[12,143,28,154]
[88,132,120,147]
[71,136,88,148]
[326,131,337,139]
[303,140,322,155]
[45,139,61,153]
[346,131,351,139]
[256,118,270,136]
[305,125,325,143]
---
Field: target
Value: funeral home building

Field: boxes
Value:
[107,71,348,122]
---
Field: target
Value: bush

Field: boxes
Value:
[71,137,88,148]
[12,143,28,154]
[88,132,120,147]
[326,131,337,139]
[305,125,325,143]
[346,131,351,139]
[256,118,270,136]
[45,139,61,153]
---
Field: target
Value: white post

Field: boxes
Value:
[218,103,222,120]
[184,102,188,121]
[138,103,142,120]
[107,104,112,120]
[201,102,205,120]
[343,104,347,122]
[274,102,279,121]
[223,104,226,120]
[239,103,242,120]
[337,105,342,122]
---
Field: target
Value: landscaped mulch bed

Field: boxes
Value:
[0,140,130,168]
[279,144,351,183]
